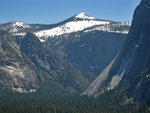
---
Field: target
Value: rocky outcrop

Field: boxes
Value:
[0,31,40,93]
[83,0,150,101]
[20,33,89,92]
[0,31,89,93]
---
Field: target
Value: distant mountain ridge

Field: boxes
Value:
[0,12,131,42]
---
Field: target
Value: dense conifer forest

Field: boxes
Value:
[0,85,149,113]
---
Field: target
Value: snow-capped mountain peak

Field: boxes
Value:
[10,21,31,28]
[75,12,95,20]
[0,14,131,42]
[1,21,31,32]
[0,21,31,36]
[34,13,112,40]
[34,19,110,40]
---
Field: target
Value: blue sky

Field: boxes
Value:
[0,0,141,24]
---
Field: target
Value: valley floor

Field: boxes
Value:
[0,89,149,113]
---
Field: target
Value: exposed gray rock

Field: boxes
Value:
[82,56,117,95]
[20,33,89,92]
[83,0,150,103]
[0,31,40,93]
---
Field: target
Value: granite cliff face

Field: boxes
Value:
[56,31,126,82]
[0,31,40,93]
[128,67,150,104]
[83,0,150,102]
[0,31,89,93]
[20,33,89,92]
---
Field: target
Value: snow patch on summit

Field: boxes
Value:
[84,22,131,34]
[34,20,110,39]
[1,21,31,35]
[11,22,30,28]
[75,12,95,20]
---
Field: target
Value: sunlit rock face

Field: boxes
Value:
[0,31,40,93]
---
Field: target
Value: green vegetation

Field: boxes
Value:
[0,86,149,113]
